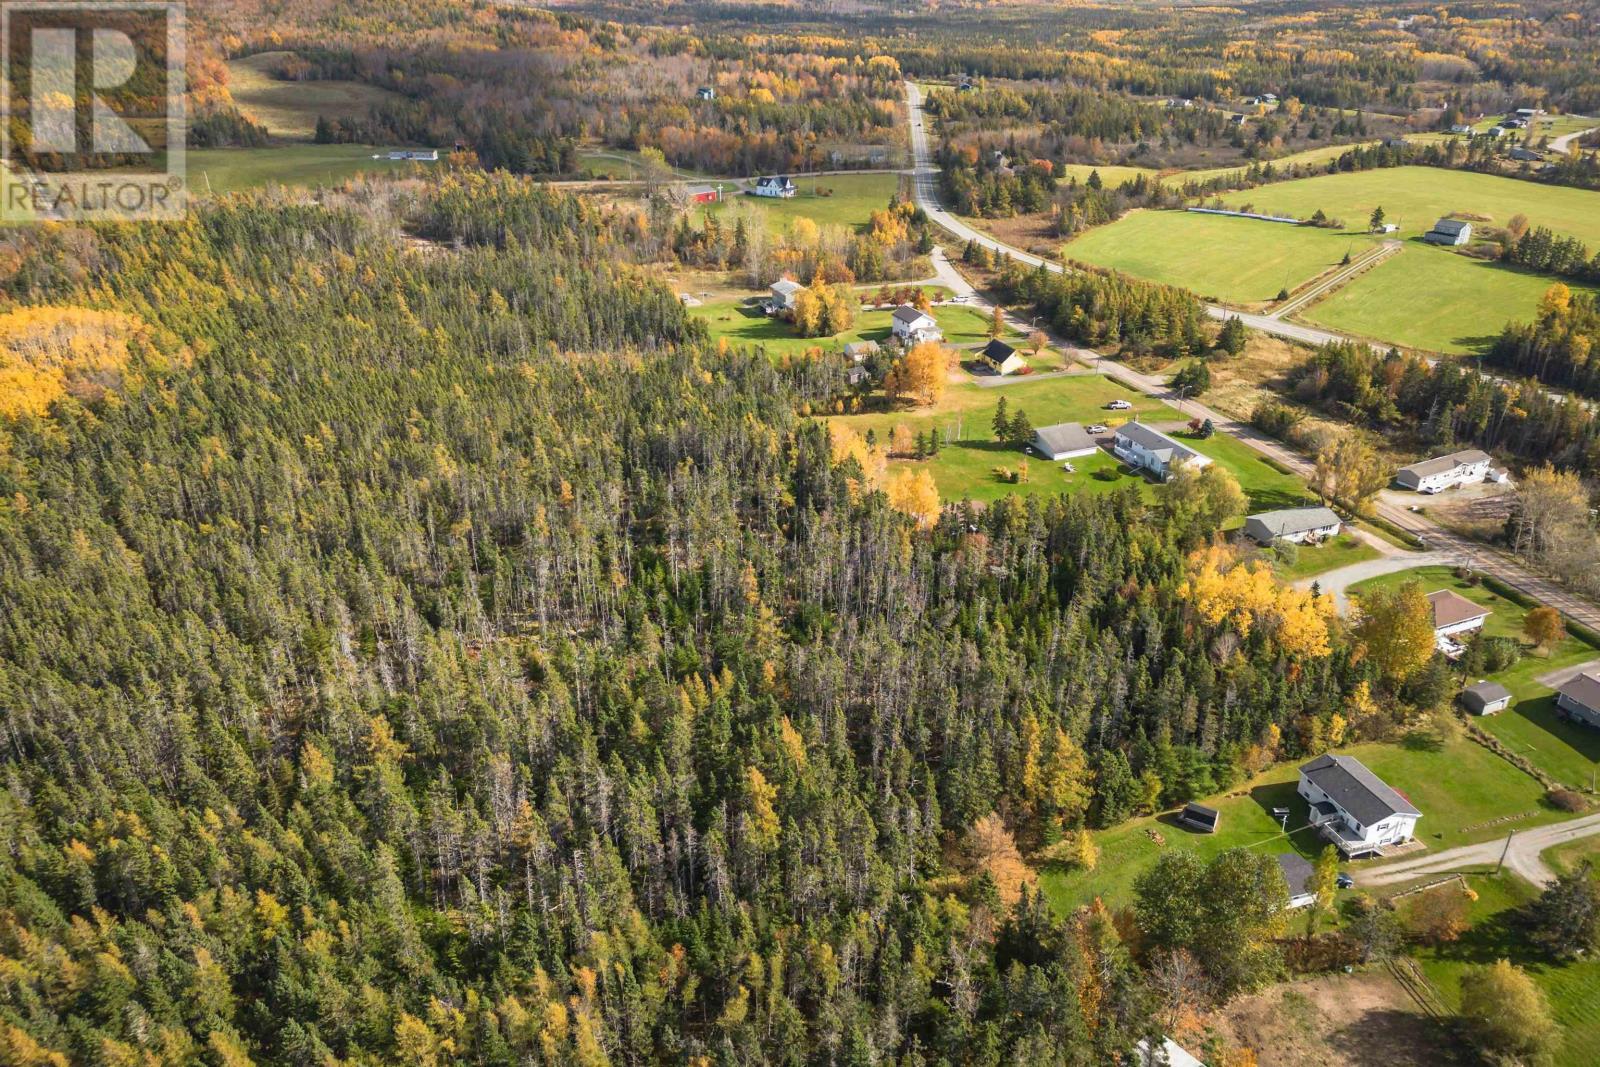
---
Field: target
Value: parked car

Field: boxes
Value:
[1336,873,1355,889]
[1086,424,1108,434]
[1106,399,1133,410]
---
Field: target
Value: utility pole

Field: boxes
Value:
[1494,829,1515,875]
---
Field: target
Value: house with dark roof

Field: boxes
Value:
[1298,753,1421,856]
[1276,853,1317,909]
[890,305,941,345]
[1556,670,1600,729]
[1243,506,1342,545]
[1177,802,1220,833]
[1395,448,1492,492]
[753,176,797,199]
[1031,422,1098,461]
[1113,422,1211,481]
[978,338,1025,375]
[1424,218,1473,246]
[1459,680,1513,715]
[696,86,716,101]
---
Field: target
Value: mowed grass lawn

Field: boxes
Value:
[1403,871,1600,1067]
[690,299,1013,361]
[227,52,402,142]
[189,146,414,194]
[828,378,1315,508]
[1040,733,1555,913]
[1218,166,1600,246]
[700,173,903,235]
[1301,245,1597,354]
[1270,532,1381,581]
[1349,565,1600,789]
[1058,164,1158,188]
[1061,210,1354,305]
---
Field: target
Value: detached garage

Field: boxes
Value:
[1031,422,1098,460]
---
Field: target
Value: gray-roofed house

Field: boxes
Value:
[696,86,716,100]
[1395,448,1492,492]
[1113,422,1212,481]
[1299,753,1422,856]
[843,340,879,363]
[890,305,941,345]
[1459,680,1513,715]
[1031,422,1098,461]
[1424,218,1473,246]
[1556,670,1600,729]
[1177,802,1220,834]
[1243,506,1342,546]
[979,338,1025,376]
[767,278,803,314]
[1510,147,1545,162]
[753,175,797,199]
[1276,853,1317,909]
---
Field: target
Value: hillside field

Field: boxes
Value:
[1062,210,1355,306]
[227,52,402,142]
[189,146,416,194]
[1218,166,1600,246]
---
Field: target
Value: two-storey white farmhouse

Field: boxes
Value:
[1298,753,1422,858]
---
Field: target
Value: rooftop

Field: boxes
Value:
[981,338,1017,361]
[1300,752,1421,826]
[1276,853,1314,900]
[1558,670,1600,712]
[1398,448,1492,480]
[1115,422,1203,466]
[1427,589,1490,629]
[770,278,803,296]
[1460,680,1513,710]
[1429,218,1472,235]
[1034,422,1097,456]
[893,304,935,325]
[1245,505,1341,538]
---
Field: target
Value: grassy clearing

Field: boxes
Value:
[189,145,415,194]
[1271,533,1381,581]
[1040,733,1554,912]
[1061,210,1353,306]
[1300,244,1596,355]
[227,53,401,142]
[1058,164,1159,188]
[699,173,903,235]
[1217,166,1600,246]
[1167,142,1379,187]
[1402,871,1600,1067]
[1543,835,1600,877]
[1349,565,1600,789]
[690,298,1013,361]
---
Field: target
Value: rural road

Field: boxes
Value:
[903,79,1600,635]
[1295,551,1453,611]
[1270,240,1401,320]
[1361,811,1600,888]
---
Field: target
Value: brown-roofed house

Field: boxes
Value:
[1427,589,1490,637]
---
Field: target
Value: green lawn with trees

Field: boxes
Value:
[1268,533,1381,582]
[1349,565,1600,789]
[699,173,905,234]
[227,52,403,141]
[691,299,1014,360]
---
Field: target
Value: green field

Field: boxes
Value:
[1058,164,1158,188]
[691,299,1013,361]
[1271,532,1381,581]
[1062,210,1352,306]
[1218,166,1600,245]
[227,52,401,142]
[1166,141,1379,187]
[1040,733,1556,912]
[1301,245,1596,354]
[189,145,416,194]
[701,173,903,234]
[1404,871,1600,1067]
[1349,565,1600,788]
[829,377,1314,508]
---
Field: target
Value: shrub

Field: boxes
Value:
[1547,788,1588,813]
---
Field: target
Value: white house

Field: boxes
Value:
[1243,506,1342,546]
[696,86,716,100]
[890,305,941,345]
[1298,753,1422,857]
[1032,423,1098,461]
[386,149,439,161]
[1423,218,1473,246]
[979,338,1025,375]
[1556,670,1600,729]
[1276,853,1317,909]
[1395,448,1492,492]
[1428,588,1490,637]
[1112,422,1211,481]
[752,176,797,199]
[767,278,803,314]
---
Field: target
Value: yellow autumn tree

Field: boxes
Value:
[744,766,780,850]
[883,341,947,408]
[886,468,940,527]
[0,306,161,419]
[1352,580,1436,685]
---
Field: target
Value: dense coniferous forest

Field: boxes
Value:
[0,171,1387,1063]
